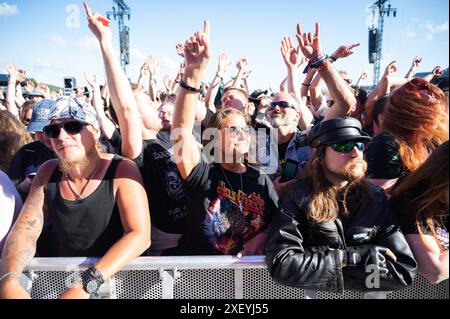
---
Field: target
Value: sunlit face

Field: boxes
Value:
[47,119,98,169]
[135,91,162,131]
[219,113,251,163]
[221,89,248,112]
[267,93,299,129]
[323,142,367,182]
[159,103,175,131]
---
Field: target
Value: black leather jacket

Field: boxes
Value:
[266,178,417,293]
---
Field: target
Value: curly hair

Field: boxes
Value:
[382,78,449,172]
[0,110,33,173]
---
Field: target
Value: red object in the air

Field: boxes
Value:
[97,16,110,27]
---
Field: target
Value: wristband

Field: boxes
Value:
[0,272,18,283]
[328,56,337,62]
[302,83,311,87]
[317,60,329,72]
[179,79,201,93]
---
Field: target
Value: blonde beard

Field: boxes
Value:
[58,143,98,173]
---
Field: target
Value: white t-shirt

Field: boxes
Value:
[0,170,23,254]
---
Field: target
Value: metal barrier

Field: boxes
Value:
[21,256,448,299]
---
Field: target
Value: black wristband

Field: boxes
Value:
[329,56,337,62]
[179,79,201,93]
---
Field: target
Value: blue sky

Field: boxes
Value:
[0,0,448,90]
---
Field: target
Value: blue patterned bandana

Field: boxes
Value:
[48,97,100,131]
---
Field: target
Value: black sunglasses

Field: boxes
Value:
[330,141,365,153]
[43,121,87,139]
[269,101,297,111]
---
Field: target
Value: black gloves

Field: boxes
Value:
[344,245,389,274]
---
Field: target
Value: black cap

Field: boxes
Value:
[249,89,268,103]
[308,116,371,148]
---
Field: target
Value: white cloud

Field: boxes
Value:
[49,35,68,46]
[77,36,100,51]
[401,28,416,39]
[130,48,147,61]
[0,2,18,16]
[422,21,449,40]
[161,56,178,70]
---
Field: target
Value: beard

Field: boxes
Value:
[58,143,97,173]
[325,158,368,182]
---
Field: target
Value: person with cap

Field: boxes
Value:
[249,89,271,125]
[9,99,56,201]
[266,116,417,293]
[0,96,151,299]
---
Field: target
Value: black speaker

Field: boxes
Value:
[368,29,379,64]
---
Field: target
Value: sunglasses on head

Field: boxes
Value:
[269,101,297,111]
[43,121,87,139]
[224,125,252,138]
[330,141,365,153]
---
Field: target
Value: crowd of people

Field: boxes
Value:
[0,2,448,299]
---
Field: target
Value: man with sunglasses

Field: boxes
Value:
[266,116,417,294]
[0,97,151,299]
[256,92,312,196]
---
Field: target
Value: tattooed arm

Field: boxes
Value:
[0,160,56,299]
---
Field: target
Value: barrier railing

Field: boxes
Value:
[19,256,449,299]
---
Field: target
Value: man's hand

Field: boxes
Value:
[217,52,231,76]
[281,36,301,69]
[296,22,321,60]
[163,75,173,93]
[383,61,398,78]
[432,66,444,77]
[236,58,249,73]
[84,71,97,89]
[139,63,149,78]
[147,55,159,78]
[412,56,422,68]
[176,43,185,58]
[359,70,368,80]
[59,283,90,299]
[36,83,51,99]
[237,231,268,258]
[6,63,19,78]
[83,2,112,45]
[183,20,211,74]
[331,43,360,61]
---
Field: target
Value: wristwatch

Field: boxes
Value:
[81,267,105,296]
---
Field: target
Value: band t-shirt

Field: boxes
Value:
[175,156,279,255]
[133,130,187,234]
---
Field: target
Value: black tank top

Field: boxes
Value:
[44,156,124,257]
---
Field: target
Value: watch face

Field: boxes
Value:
[86,279,100,294]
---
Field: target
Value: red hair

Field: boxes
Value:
[382,78,449,172]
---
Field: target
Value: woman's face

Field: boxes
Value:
[219,113,251,163]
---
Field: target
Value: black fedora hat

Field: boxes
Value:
[308,116,371,148]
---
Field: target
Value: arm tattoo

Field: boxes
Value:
[0,184,45,276]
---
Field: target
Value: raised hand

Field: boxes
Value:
[360,70,368,80]
[176,43,185,58]
[163,75,173,92]
[183,20,211,73]
[331,43,360,60]
[236,58,249,72]
[432,66,444,77]
[296,22,321,60]
[84,71,97,89]
[412,56,422,68]
[140,63,149,78]
[217,52,231,75]
[36,83,51,98]
[6,63,18,78]
[147,55,159,78]
[383,61,398,78]
[83,2,112,44]
[281,36,301,69]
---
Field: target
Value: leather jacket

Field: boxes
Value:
[266,178,417,293]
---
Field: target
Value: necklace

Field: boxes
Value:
[65,159,100,200]
[219,165,244,212]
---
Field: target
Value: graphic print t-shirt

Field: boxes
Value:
[178,156,279,255]
[134,131,187,234]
